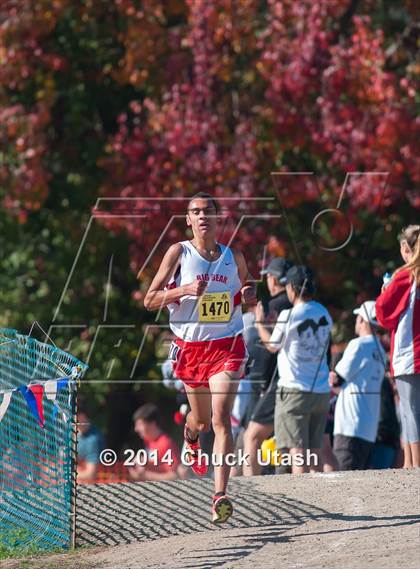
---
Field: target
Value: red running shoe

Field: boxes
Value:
[212,494,233,524]
[183,425,208,476]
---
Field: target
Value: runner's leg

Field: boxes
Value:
[184,384,212,438]
[209,370,241,494]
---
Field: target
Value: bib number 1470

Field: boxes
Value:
[198,292,231,322]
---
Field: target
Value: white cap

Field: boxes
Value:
[353,301,378,326]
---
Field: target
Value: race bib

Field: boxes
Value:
[198,291,231,322]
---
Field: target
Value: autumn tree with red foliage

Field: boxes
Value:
[97,0,419,281]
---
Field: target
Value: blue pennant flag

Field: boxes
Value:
[56,378,69,392]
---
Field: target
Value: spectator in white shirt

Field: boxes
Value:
[330,301,386,470]
[256,266,333,474]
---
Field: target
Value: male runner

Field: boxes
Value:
[144,193,256,523]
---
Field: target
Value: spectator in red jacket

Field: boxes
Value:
[129,403,181,481]
[376,225,420,468]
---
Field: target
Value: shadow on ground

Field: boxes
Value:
[77,475,420,569]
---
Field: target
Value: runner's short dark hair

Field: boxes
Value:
[188,192,219,213]
[133,403,160,425]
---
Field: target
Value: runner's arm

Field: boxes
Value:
[143,244,184,311]
[233,248,257,305]
[143,244,208,310]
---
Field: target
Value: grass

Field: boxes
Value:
[0,527,65,560]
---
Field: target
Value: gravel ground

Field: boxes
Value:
[2,468,419,569]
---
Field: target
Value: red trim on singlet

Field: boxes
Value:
[166,280,180,305]
[233,291,242,306]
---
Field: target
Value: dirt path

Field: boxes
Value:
[2,469,419,569]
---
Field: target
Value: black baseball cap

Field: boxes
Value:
[285,265,315,293]
[260,258,294,284]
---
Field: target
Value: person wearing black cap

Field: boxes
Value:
[256,265,333,474]
[242,257,293,476]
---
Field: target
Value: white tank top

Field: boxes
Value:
[166,241,244,342]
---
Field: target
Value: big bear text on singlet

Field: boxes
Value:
[196,273,228,284]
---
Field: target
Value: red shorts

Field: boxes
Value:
[171,335,248,389]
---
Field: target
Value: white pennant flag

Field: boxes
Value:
[44,379,58,402]
[0,391,12,422]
